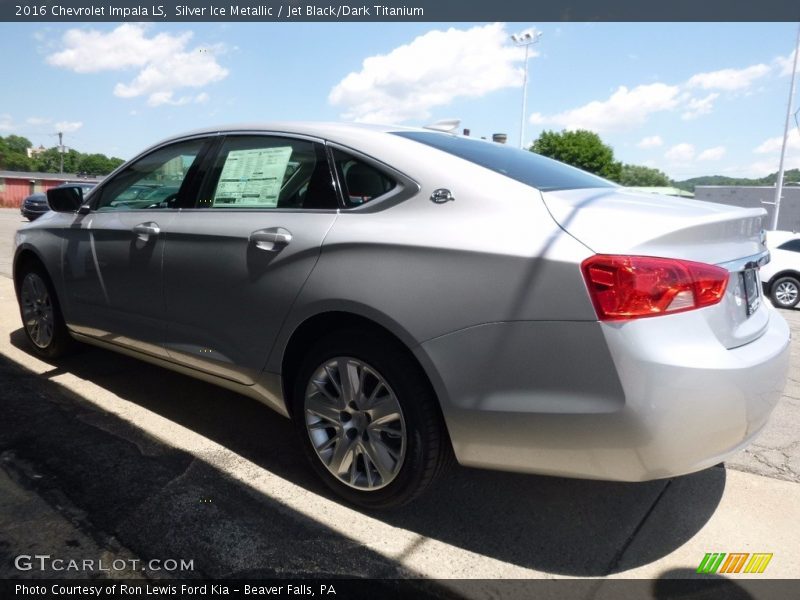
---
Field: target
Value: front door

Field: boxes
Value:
[62,137,210,357]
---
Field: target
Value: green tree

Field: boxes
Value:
[62,149,81,173]
[2,152,32,171]
[32,148,82,173]
[78,153,114,175]
[0,136,124,174]
[4,134,32,155]
[77,153,123,175]
[32,148,63,173]
[618,164,671,187]
[0,136,32,171]
[530,129,622,181]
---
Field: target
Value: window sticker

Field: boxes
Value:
[213,146,293,207]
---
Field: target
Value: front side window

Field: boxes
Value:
[198,136,338,210]
[94,139,205,211]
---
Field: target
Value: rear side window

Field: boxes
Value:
[199,136,339,210]
[392,131,616,192]
[777,239,800,252]
[332,149,396,208]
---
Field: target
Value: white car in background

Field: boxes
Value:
[760,230,800,308]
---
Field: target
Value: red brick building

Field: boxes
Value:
[0,171,103,208]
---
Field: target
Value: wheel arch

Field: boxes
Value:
[13,244,76,358]
[768,270,800,291]
[278,309,445,426]
[13,246,52,296]
[282,309,456,506]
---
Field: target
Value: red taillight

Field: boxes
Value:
[581,255,729,321]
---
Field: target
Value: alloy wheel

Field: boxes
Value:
[304,357,406,490]
[20,272,55,349]
[775,280,799,306]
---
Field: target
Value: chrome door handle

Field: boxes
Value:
[133,222,160,240]
[250,228,292,252]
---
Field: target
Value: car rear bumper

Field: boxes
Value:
[417,305,790,481]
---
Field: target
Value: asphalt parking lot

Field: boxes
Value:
[1,208,799,597]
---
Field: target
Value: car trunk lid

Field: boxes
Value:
[542,187,770,349]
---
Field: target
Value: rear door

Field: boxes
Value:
[161,133,340,384]
[61,137,212,357]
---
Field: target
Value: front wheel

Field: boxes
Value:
[292,332,450,508]
[17,266,74,358]
[770,276,800,309]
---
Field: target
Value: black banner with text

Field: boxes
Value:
[2,0,800,22]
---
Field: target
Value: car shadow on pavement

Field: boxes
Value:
[0,346,443,587]
[648,568,800,600]
[7,329,725,577]
[653,570,754,599]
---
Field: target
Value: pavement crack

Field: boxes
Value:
[76,411,169,458]
[602,479,673,577]
[117,455,201,525]
[736,445,800,482]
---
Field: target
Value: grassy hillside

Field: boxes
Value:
[672,168,800,192]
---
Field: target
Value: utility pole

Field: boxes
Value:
[58,131,64,174]
[772,23,800,231]
[511,29,542,150]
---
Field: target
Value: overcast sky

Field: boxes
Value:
[1,21,798,180]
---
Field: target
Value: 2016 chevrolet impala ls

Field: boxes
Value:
[13,123,790,508]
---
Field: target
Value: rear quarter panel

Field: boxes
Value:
[267,142,598,374]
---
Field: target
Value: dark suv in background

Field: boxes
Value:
[21,182,96,220]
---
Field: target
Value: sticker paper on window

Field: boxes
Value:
[213,146,293,207]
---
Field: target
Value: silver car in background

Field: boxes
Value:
[13,123,790,507]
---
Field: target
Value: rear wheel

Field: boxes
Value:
[292,331,450,508]
[770,276,800,309]
[17,265,74,358]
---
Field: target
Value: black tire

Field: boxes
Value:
[16,263,75,359]
[770,276,800,309]
[292,330,451,509]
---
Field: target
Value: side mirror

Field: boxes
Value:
[46,186,84,213]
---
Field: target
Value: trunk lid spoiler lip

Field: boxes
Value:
[717,250,770,272]
[539,187,769,266]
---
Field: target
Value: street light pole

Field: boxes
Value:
[772,23,800,231]
[58,131,64,174]
[511,30,542,149]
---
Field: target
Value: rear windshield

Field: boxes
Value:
[392,131,617,192]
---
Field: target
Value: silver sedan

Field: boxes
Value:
[13,123,790,508]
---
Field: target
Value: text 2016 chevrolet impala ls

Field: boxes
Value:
[13,123,790,507]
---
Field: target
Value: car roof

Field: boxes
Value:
[150,121,424,148]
